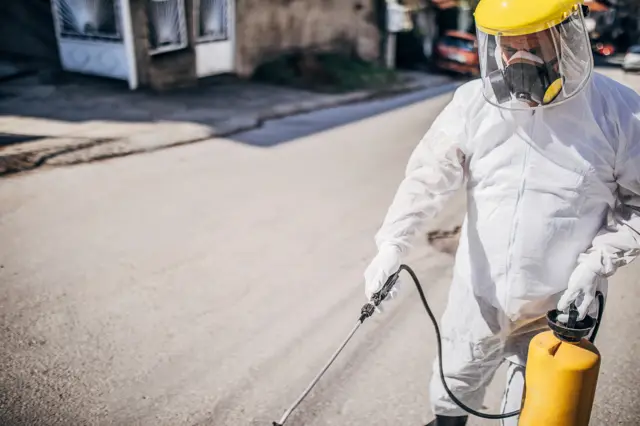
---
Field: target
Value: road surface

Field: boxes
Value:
[1,68,639,426]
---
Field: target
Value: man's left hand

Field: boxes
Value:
[557,262,599,321]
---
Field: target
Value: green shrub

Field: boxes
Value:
[252,51,398,93]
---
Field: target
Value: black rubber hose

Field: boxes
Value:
[400,264,607,420]
[399,264,521,420]
[588,291,605,344]
[273,266,604,425]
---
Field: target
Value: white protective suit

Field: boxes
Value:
[371,72,640,420]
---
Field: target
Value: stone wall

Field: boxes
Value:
[234,0,382,77]
[129,0,383,88]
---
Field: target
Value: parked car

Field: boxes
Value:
[434,31,480,77]
[623,45,640,72]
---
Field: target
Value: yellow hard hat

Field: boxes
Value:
[474,0,585,36]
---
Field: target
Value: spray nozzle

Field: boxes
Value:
[359,271,400,323]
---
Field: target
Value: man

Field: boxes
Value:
[363,0,640,425]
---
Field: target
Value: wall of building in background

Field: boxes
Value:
[0,0,60,65]
[234,0,381,77]
[0,0,382,88]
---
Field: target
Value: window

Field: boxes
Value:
[147,0,188,55]
[197,0,229,43]
[55,0,122,42]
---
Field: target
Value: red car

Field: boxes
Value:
[593,42,615,57]
[434,31,480,77]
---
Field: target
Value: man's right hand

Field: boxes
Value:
[364,244,402,301]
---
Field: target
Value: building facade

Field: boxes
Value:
[0,0,382,90]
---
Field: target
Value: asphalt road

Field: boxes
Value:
[1,68,639,426]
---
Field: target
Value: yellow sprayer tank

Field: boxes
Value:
[518,307,601,426]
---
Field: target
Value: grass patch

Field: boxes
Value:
[252,51,399,93]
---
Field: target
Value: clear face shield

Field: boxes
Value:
[476,7,593,110]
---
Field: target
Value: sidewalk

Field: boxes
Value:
[0,70,455,176]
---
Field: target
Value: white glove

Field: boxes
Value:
[364,244,402,301]
[557,262,600,321]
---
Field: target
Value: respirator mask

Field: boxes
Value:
[475,6,593,111]
[489,48,563,106]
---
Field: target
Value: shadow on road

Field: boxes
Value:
[0,71,461,151]
[229,82,461,147]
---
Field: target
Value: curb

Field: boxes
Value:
[256,75,456,123]
[0,76,456,177]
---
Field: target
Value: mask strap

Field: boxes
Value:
[495,35,505,72]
